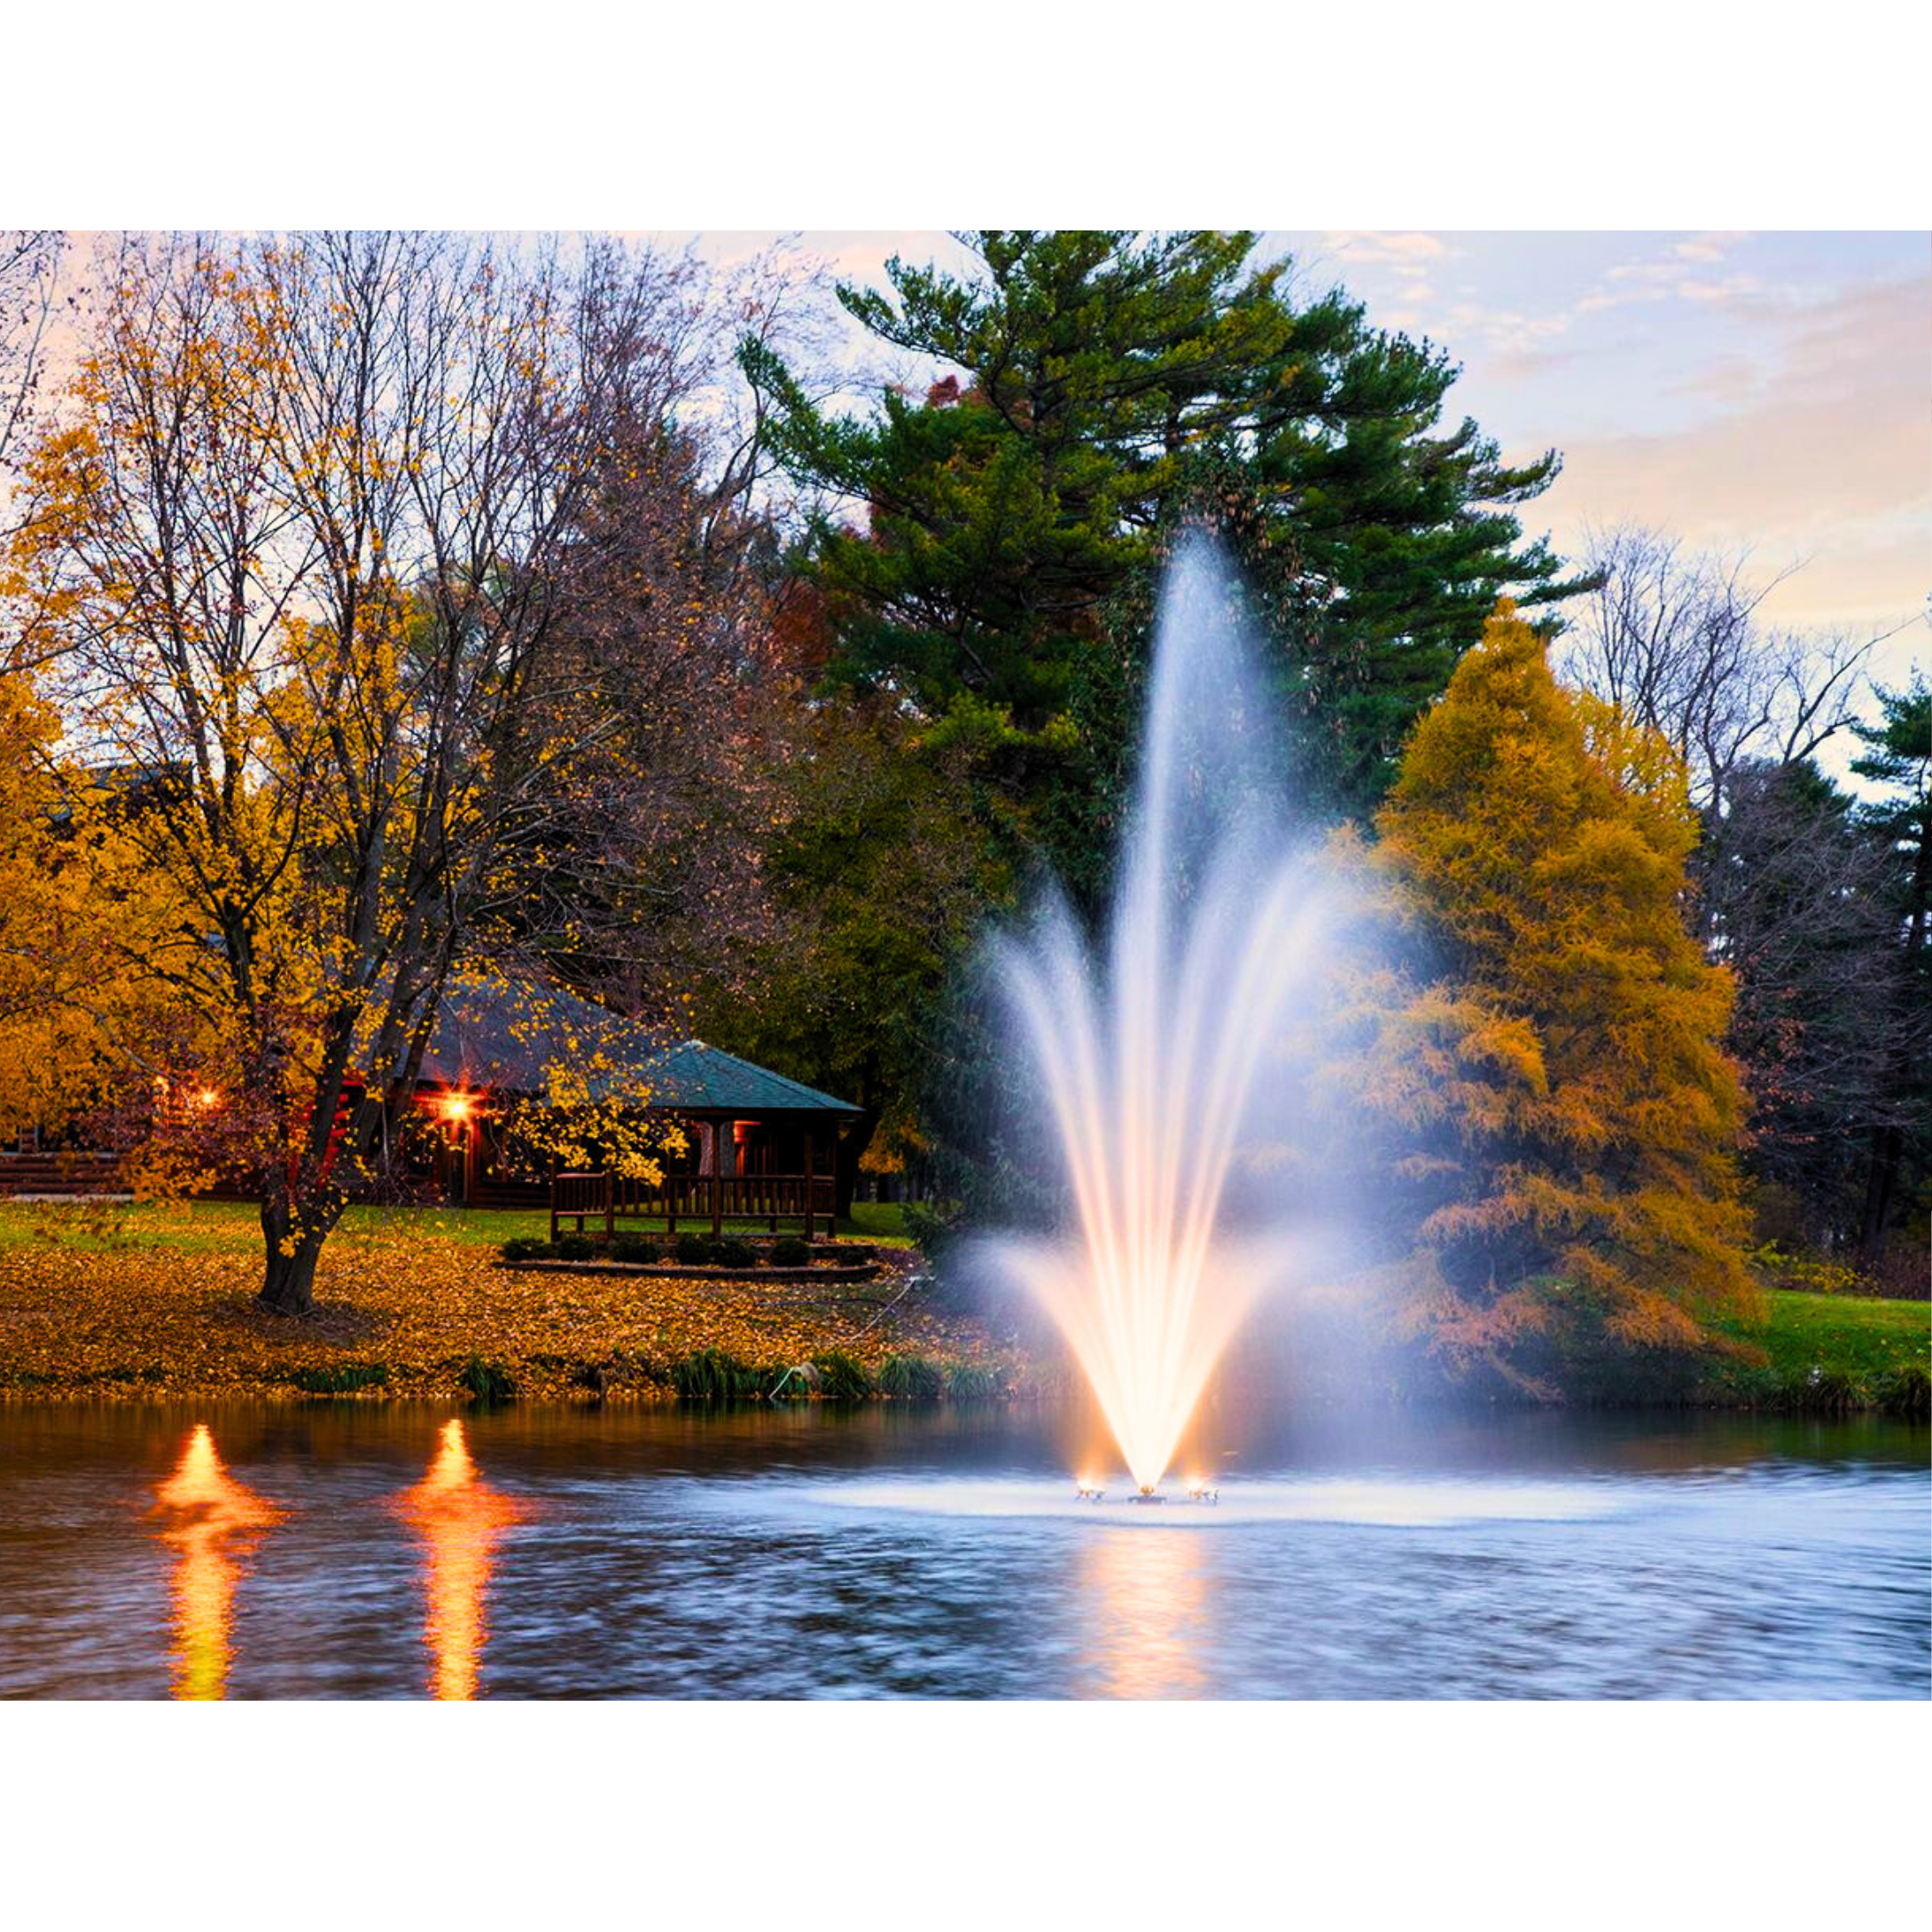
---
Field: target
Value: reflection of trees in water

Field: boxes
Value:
[394,1420,526,1701]
[152,1424,283,1701]
[1081,1528,1211,1699]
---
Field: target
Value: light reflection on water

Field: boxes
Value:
[151,1423,283,1700]
[1082,1526,1210,1698]
[0,1403,1923,1699]
[393,1420,528,1701]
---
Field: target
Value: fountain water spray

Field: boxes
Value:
[987,537,1347,1496]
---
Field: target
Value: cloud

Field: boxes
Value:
[1322,231,1453,264]
[1535,271,1932,627]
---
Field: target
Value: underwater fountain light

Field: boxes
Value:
[1075,1481,1105,1503]
[1185,1479,1219,1505]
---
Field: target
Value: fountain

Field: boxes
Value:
[984,536,1349,1498]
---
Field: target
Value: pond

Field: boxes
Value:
[0,1400,1925,1698]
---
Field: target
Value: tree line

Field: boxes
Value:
[0,229,1923,1359]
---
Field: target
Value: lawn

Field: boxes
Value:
[0,1196,915,1256]
[0,1198,1007,1404]
[1757,1289,1929,1383]
[1710,1288,1930,1411]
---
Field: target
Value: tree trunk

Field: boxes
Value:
[835,1111,876,1221]
[1858,1124,1904,1264]
[258,1196,333,1315]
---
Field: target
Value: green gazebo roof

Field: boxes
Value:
[644,1040,859,1116]
[418,976,856,1116]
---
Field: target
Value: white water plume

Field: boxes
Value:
[984,537,1352,1492]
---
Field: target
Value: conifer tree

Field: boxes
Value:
[1849,678,1932,1257]
[745,230,1585,825]
[1363,603,1758,1381]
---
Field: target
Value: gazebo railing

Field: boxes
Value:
[550,1171,836,1241]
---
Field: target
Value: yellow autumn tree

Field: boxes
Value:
[1359,601,1758,1385]
[5,235,769,1313]
[0,664,210,1156]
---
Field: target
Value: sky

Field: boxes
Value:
[23,229,1930,700]
[668,229,1931,689]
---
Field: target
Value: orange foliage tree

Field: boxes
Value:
[0,665,211,1157]
[1349,602,1759,1389]
[4,234,781,1313]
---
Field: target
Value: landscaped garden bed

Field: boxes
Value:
[501,1232,880,1279]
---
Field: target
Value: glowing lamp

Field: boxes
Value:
[441,1093,472,1123]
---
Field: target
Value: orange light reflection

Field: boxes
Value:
[393,1420,526,1700]
[152,1424,283,1700]
[1082,1527,1210,1698]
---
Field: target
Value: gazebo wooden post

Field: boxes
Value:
[711,1118,724,1236]
[803,1125,815,1241]
[604,1170,615,1243]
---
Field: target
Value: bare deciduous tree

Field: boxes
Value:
[0,230,66,484]
[1561,523,1880,814]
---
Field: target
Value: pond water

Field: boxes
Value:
[1,1400,1925,1698]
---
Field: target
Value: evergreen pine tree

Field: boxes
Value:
[1849,678,1932,1258]
[746,230,1587,828]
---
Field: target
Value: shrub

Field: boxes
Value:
[289,1362,391,1395]
[674,1233,716,1267]
[458,1355,516,1404]
[500,1236,541,1264]
[900,1201,958,1254]
[811,1350,873,1402]
[713,1237,757,1269]
[768,1236,812,1267]
[944,1361,1003,1402]
[669,1347,765,1401]
[1794,1365,1865,1414]
[1754,1246,1873,1297]
[555,1234,595,1261]
[1880,1364,1930,1421]
[612,1237,657,1266]
[876,1353,945,1400]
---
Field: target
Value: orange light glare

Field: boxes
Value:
[393,1420,527,1700]
[152,1423,283,1700]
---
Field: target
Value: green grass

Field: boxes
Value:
[1710,1289,1929,1411]
[0,1198,919,1256]
[1756,1289,1929,1383]
[0,1199,550,1255]
[834,1202,916,1247]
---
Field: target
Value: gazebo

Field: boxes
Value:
[543,1040,861,1241]
[408,979,860,1237]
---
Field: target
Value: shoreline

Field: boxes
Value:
[0,1222,1026,1406]
[1,1206,1921,1414]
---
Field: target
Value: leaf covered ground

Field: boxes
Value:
[0,1204,1022,1402]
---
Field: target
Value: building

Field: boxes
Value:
[2,975,860,1235]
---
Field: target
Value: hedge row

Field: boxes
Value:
[502,1234,816,1269]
